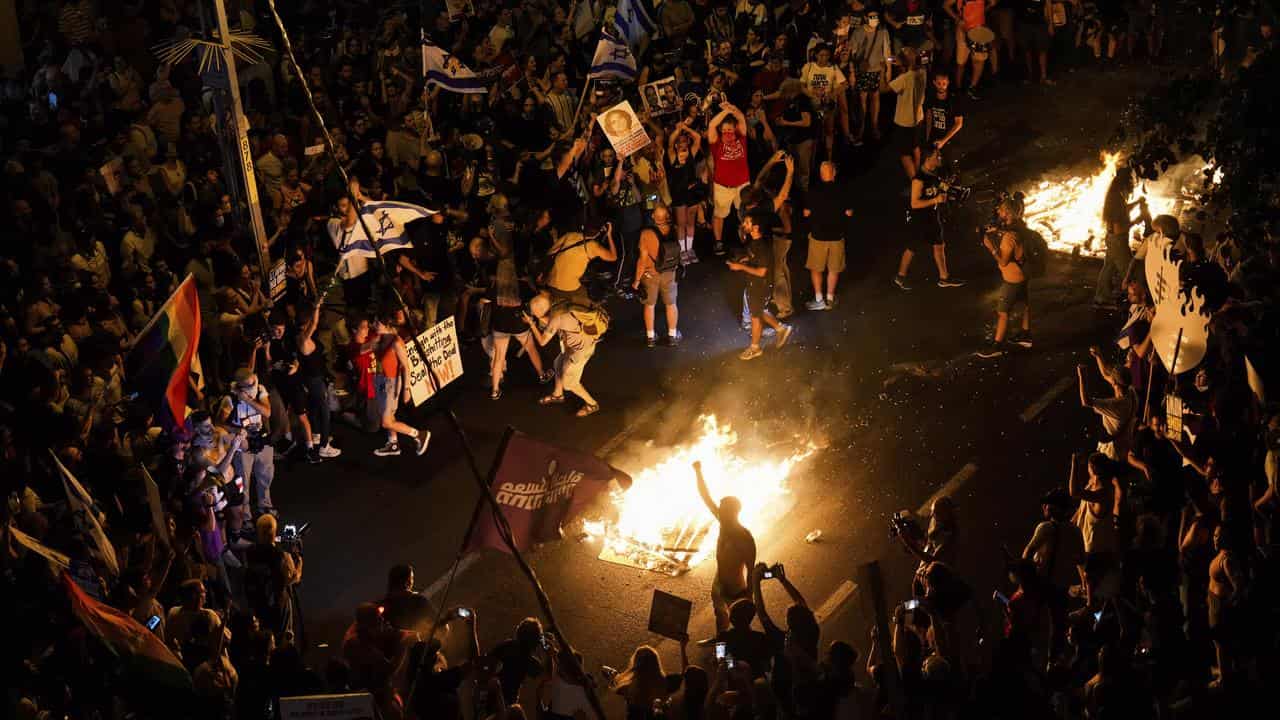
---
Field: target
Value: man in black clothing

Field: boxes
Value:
[381,564,436,636]
[720,598,773,678]
[487,617,546,706]
[728,211,794,360]
[894,149,965,290]
[921,72,965,151]
[803,161,853,311]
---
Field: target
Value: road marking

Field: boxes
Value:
[425,552,480,602]
[814,580,858,625]
[596,400,668,459]
[918,462,978,516]
[1020,376,1074,423]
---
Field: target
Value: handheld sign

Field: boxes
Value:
[405,316,465,405]
[597,100,651,158]
[647,589,693,641]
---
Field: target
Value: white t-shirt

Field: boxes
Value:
[227,385,270,435]
[889,69,926,128]
[327,218,372,279]
[545,311,594,353]
[800,62,847,103]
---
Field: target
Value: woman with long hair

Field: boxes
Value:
[666,119,703,265]
[611,644,684,720]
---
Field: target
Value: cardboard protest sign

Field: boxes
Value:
[641,76,680,116]
[597,100,651,158]
[405,316,465,406]
[279,693,376,720]
[268,259,288,303]
[647,589,693,641]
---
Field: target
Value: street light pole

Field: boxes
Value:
[210,0,271,285]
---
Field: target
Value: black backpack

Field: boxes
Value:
[655,236,682,273]
[1017,224,1049,279]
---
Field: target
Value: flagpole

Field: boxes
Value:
[572,77,594,129]
[267,9,607,719]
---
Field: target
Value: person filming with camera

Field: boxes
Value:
[976,196,1033,358]
[750,561,821,718]
[244,514,302,647]
[894,148,965,291]
[223,368,275,517]
[892,496,960,597]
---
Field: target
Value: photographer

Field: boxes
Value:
[542,224,619,309]
[223,368,275,517]
[893,496,960,597]
[894,149,965,291]
[976,196,1033,358]
[751,562,821,719]
[244,514,302,647]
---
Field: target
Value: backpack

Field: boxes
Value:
[1017,224,1049,278]
[655,236,682,274]
[567,304,610,338]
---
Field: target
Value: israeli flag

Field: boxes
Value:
[422,31,488,94]
[332,201,436,262]
[590,30,638,81]
[612,0,656,47]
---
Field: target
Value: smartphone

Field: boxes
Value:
[146,614,161,630]
[992,591,1010,606]
[457,608,473,618]
[762,567,775,580]
[540,634,551,651]
[714,642,727,660]
[1093,609,1104,623]
[726,656,736,669]
[48,92,58,110]
[903,599,921,611]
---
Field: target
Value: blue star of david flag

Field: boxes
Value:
[590,30,638,81]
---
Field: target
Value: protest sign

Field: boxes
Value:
[647,590,693,641]
[279,693,376,720]
[1143,234,1210,374]
[597,100,651,158]
[405,316,465,406]
[641,76,680,116]
[268,259,287,303]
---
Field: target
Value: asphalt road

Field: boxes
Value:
[275,65,1161,715]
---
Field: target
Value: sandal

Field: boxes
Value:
[489,387,502,400]
[539,394,566,405]
[575,403,600,418]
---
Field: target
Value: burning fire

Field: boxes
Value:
[1022,152,1179,258]
[583,415,814,575]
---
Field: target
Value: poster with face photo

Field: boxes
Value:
[641,76,680,117]
[596,100,651,158]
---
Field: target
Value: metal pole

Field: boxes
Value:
[212,0,271,285]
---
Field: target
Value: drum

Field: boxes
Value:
[966,26,996,56]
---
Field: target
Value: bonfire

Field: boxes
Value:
[583,415,814,575]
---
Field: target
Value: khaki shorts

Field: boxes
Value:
[712,182,747,219]
[639,270,678,306]
[805,236,847,273]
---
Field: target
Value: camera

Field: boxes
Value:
[887,511,921,540]
[276,521,311,553]
[937,164,971,203]
[761,562,784,580]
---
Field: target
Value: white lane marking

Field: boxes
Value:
[814,580,858,625]
[918,462,979,516]
[425,552,480,602]
[1020,376,1074,423]
[596,400,668,458]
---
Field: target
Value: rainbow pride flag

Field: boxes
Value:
[127,274,203,429]
[61,573,193,692]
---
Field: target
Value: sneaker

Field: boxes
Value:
[805,298,828,311]
[741,320,753,332]
[318,443,342,459]
[1012,331,1034,348]
[893,276,912,291]
[687,251,700,264]
[714,242,726,256]
[975,343,1006,359]
[311,434,321,446]
[775,324,794,348]
[667,330,683,347]
[646,334,658,348]
[489,387,503,400]
[415,431,431,456]
[775,310,794,320]
[739,345,763,361]
[937,277,966,288]
[967,87,982,101]
[374,442,401,457]
[306,447,323,464]
[823,296,837,310]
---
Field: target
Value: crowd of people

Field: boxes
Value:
[2,0,1278,719]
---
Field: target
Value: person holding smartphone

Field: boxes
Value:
[751,561,820,717]
[488,618,548,707]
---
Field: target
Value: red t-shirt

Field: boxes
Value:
[712,132,750,188]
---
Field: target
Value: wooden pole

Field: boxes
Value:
[572,77,594,130]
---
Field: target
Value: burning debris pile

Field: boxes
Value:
[1021,152,1185,258]
[583,415,814,576]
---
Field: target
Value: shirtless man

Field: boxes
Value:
[693,460,757,641]
[975,197,1031,358]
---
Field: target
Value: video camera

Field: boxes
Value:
[276,521,311,554]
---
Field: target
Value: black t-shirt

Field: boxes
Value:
[743,233,774,288]
[807,180,851,241]
[1019,0,1048,24]
[489,639,544,705]
[908,171,943,224]
[723,626,773,677]
[778,94,817,146]
[922,90,963,142]
[381,590,436,634]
